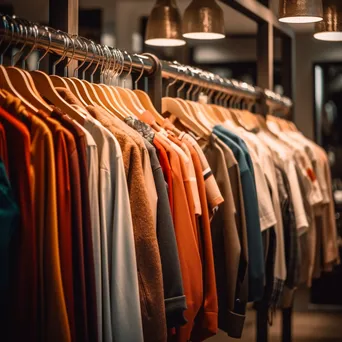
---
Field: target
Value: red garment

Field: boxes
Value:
[167,135,197,238]
[0,107,37,342]
[154,138,174,215]
[0,123,9,173]
[155,136,203,342]
[52,108,98,342]
[36,110,76,342]
[185,141,218,341]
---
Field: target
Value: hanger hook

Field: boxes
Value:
[111,49,122,83]
[223,93,230,107]
[117,50,125,78]
[166,75,178,97]
[177,80,187,98]
[73,36,90,77]
[103,45,112,83]
[99,44,106,80]
[36,26,51,70]
[52,30,69,75]
[108,47,117,83]
[192,83,201,101]
[111,49,121,82]
[214,90,221,105]
[123,51,133,88]
[90,44,102,83]
[176,67,188,98]
[21,24,39,69]
[186,83,194,100]
[100,45,110,84]
[11,16,28,67]
[218,91,225,106]
[0,16,8,60]
[82,40,95,80]
[133,54,144,90]
[107,48,115,83]
[62,33,76,77]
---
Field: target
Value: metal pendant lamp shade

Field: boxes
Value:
[145,0,186,47]
[314,0,342,41]
[279,0,323,23]
[183,0,225,40]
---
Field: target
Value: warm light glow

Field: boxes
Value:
[314,31,342,41]
[145,38,186,46]
[279,16,323,23]
[183,32,225,40]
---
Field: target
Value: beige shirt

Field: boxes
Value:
[223,121,277,232]
[180,132,224,216]
[257,130,309,235]
[236,129,287,282]
[202,135,247,338]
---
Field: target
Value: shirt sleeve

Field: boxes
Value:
[109,138,144,342]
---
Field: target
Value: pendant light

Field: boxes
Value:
[145,0,186,47]
[279,0,323,23]
[314,0,342,41]
[183,0,225,40]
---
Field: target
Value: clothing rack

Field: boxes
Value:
[0,14,292,120]
[0,13,296,342]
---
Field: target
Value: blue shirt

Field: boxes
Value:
[213,125,265,302]
[0,159,19,301]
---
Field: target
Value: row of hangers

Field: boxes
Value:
[0,14,296,141]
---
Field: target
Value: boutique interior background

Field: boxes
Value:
[2,0,342,139]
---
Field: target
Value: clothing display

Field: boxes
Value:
[0,38,339,342]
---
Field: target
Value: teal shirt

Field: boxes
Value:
[213,125,265,302]
[0,160,19,296]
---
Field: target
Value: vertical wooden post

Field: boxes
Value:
[257,21,274,91]
[281,34,296,121]
[49,0,79,75]
[256,18,274,342]
[143,53,162,113]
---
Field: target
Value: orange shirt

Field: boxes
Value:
[184,141,218,341]
[155,136,203,342]
[36,110,76,342]
[167,135,198,241]
[0,107,37,342]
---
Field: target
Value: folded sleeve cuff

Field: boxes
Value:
[222,310,246,339]
[165,295,187,328]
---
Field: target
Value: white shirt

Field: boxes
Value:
[257,130,309,235]
[83,115,143,342]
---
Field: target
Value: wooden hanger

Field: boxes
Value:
[49,32,72,90]
[93,47,133,119]
[20,25,53,104]
[6,66,52,113]
[0,65,38,113]
[4,23,52,113]
[101,48,137,117]
[179,83,211,134]
[0,17,38,113]
[131,55,165,126]
[30,69,86,124]
[210,91,230,122]
[84,45,128,119]
[162,78,207,138]
[134,89,165,125]
[112,52,147,117]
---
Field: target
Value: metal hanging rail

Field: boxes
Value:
[0,14,156,76]
[160,61,262,100]
[0,14,293,115]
